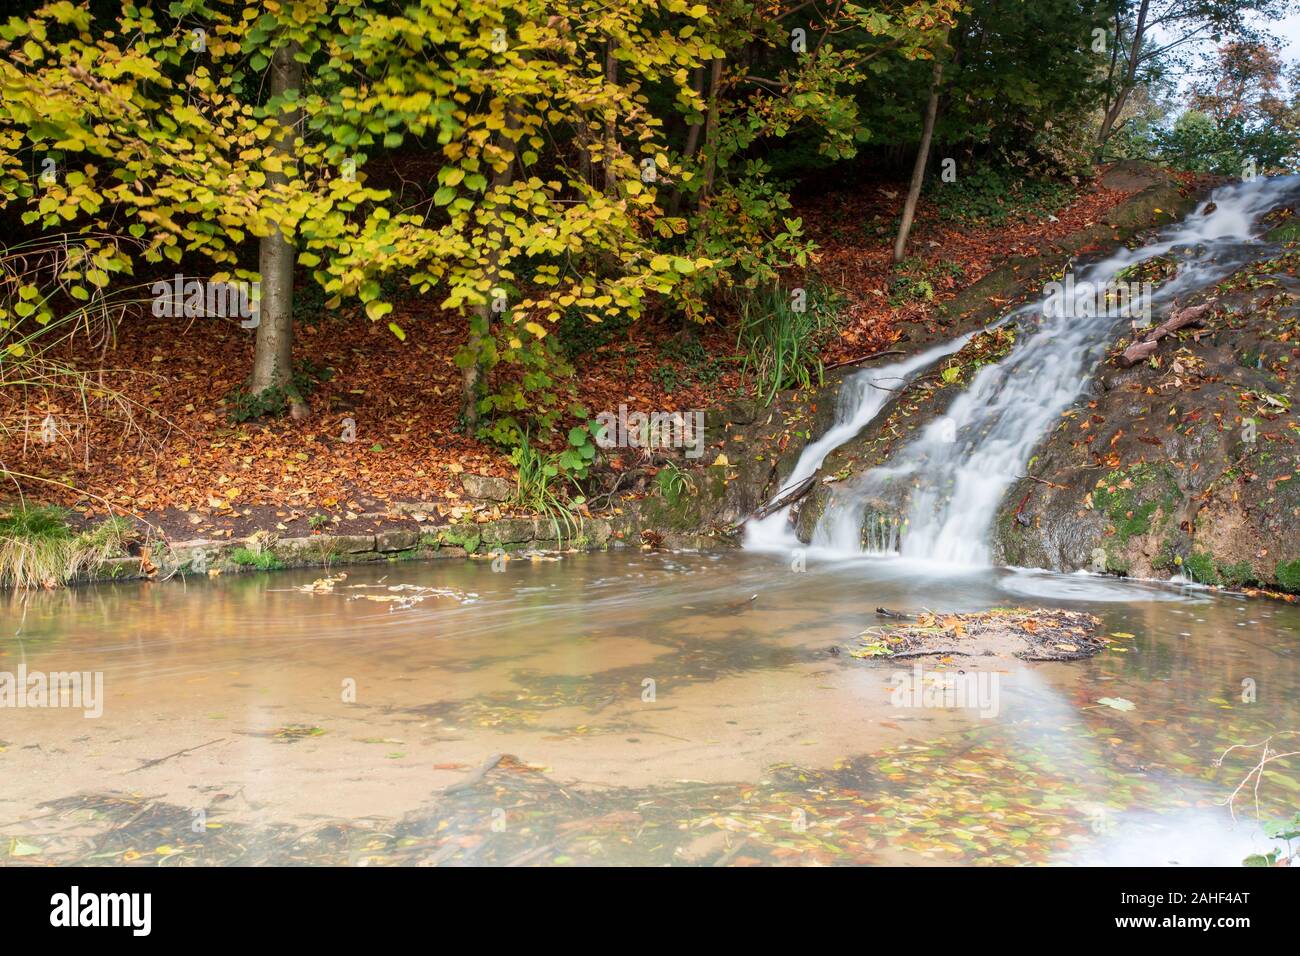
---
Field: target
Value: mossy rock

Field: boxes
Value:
[1218,560,1256,589]
[434,524,482,554]
[1181,551,1220,586]
[480,518,536,548]
[1092,463,1182,545]
[229,546,285,571]
[1277,559,1300,594]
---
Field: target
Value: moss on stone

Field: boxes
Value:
[1105,550,1131,575]
[1276,559,1300,594]
[1217,560,1255,589]
[230,547,285,571]
[1092,463,1180,545]
[1183,551,1220,586]
[437,525,481,554]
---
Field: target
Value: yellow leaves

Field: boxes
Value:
[0,3,719,354]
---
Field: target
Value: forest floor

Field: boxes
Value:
[1,169,1177,543]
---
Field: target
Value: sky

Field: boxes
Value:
[1271,9,1300,59]
[1159,8,1300,98]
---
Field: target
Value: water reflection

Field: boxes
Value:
[1,551,1297,865]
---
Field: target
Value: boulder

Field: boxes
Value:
[461,474,513,502]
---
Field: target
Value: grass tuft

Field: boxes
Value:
[737,280,840,405]
[0,504,133,588]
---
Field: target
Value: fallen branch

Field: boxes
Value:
[1215,732,1300,823]
[875,607,912,619]
[712,836,751,867]
[1017,474,1066,489]
[750,474,817,520]
[825,349,906,371]
[505,840,561,867]
[1116,301,1214,368]
[442,752,505,796]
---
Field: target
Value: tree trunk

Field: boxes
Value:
[699,57,724,205]
[1095,0,1150,151]
[460,117,520,428]
[603,39,618,195]
[667,66,705,217]
[893,50,945,264]
[249,40,307,419]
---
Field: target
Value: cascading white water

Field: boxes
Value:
[803,175,1300,563]
[744,334,974,549]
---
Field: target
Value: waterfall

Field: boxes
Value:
[749,175,1300,564]
[743,334,974,549]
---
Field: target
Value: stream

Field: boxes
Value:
[2,552,1298,866]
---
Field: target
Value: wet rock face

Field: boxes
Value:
[630,165,1207,554]
[995,254,1300,591]
[633,386,830,538]
[792,325,1018,545]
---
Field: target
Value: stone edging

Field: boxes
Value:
[83,508,730,583]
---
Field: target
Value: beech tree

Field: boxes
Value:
[0,1,400,414]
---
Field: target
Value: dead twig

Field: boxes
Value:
[1017,474,1066,489]
[825,349,906,371]
[126,737,225,774]
[1215,732,1300,823]
[442,752,505,796]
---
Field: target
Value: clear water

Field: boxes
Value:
[2,552,1297,866]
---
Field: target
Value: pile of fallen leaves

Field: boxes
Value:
[851,607,1107,662]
